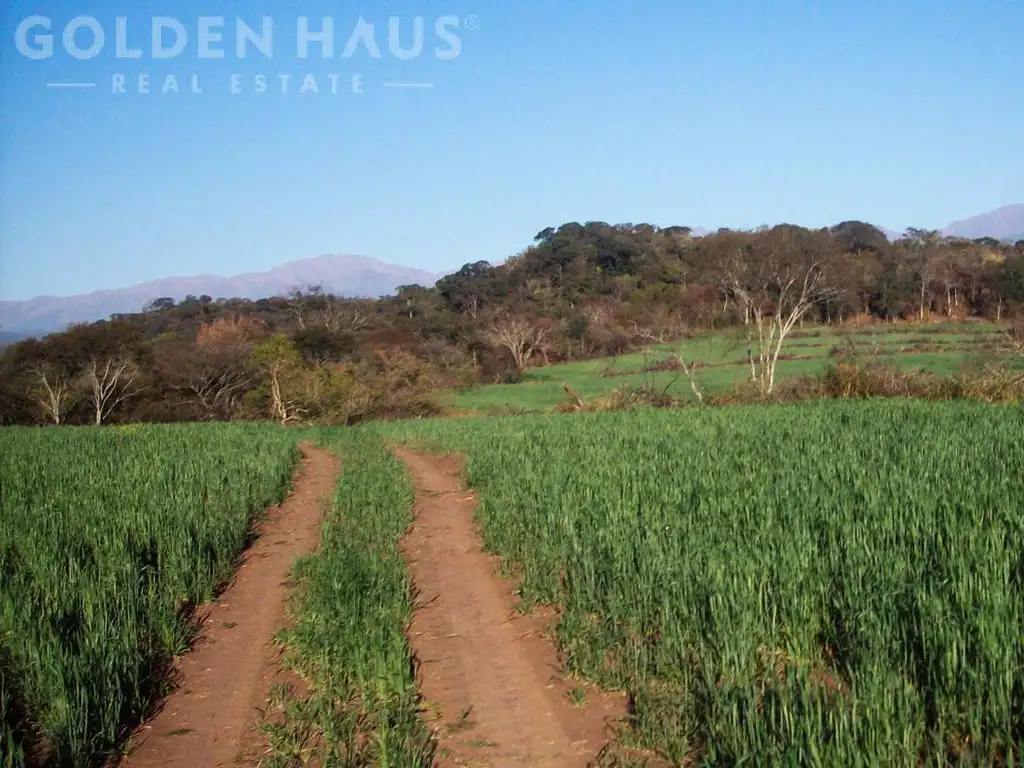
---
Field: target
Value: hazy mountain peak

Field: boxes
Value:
[942,204,1024,241]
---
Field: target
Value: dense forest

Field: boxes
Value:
[2,221,1023,426]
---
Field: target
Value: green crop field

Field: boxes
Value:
[447,321,1009,413]
[380,401,1024,765]
[0,424,298,766]
[4,396,1023,766]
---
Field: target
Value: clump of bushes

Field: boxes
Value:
[817,361,1024,402]
[555,383,684,413]
[710,362,1024,405]
[243,337,453,425]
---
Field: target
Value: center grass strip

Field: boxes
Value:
[263,429,434,767]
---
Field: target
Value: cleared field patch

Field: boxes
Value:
[383,401,1024,764]
[448,321,1008,413]
[0,424,298,767]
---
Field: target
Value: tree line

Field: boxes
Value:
[2,220,1022,425]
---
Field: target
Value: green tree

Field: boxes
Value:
[250,334,309,424]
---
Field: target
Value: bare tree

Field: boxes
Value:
[265,359,304,425]
[582,304,610,328]
[668,352,704,404]
[1007,319,1024,359]
[30,366,76,424]
[934,242,969,317]
[157,342,255,420]
[902,229,944,320]
[318,298,370,333]
[630,309,687,345]
[285,284,325,330]
[82,356,140,425]
[578,303,613,356]
[250,334,310,425]
[156,315,262,419]
[462,293,481,320]
[185,364,254,419]
[482,314,549,372]
[955,241,991,314]
[724,226,838,395]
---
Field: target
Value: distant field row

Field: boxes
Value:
[448,321,1011,412]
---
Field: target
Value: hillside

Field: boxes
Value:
[6,205,1023,337]
[2,217,1022,428]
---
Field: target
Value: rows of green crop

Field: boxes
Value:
[260,429,433,767]
[448,321,1007,412]
[0,424,298,767]
[383,402,1024,765]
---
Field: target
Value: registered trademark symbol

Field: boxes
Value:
[464,14,479,31]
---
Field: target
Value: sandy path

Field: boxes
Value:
[396,448,625,767]
[121,443,339,768]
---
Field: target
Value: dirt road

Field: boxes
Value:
[396,448,625,767]
[121,443,339,768]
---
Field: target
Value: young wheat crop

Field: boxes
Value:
[382,400,1024,765]
[0,424,297,766]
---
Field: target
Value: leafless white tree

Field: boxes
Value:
[83,356,140,425]
[902,229,944,320]
[630,312,687,345]
[30,366,76,424]
[250,339,310,425]
[318,300,369,333]
[285,283,324,330]
[483,315,549,372]
[582,304,610,328]
[461,293,481,320]
[724,228,838,395]
[265,358,305,425]
[668,353,705,404]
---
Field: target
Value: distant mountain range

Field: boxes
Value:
[856,205,1024,243]
[683,205,1024,244]
[2,205,1021,340]
[940,204,1024,242]
[0,254,439,337]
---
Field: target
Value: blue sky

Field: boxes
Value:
[1,0,1022,300]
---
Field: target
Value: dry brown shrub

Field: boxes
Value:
[708,360,1024,405]
[554,383,684,413]
[195,315,264,348]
